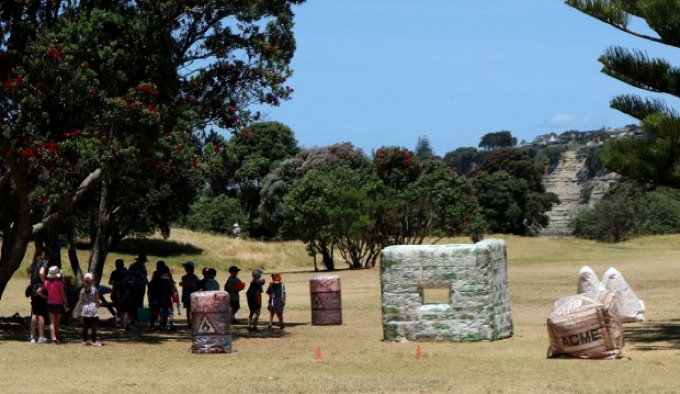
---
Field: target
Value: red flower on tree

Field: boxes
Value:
[47,47,64,61]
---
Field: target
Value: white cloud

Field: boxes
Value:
[542,113,604,129]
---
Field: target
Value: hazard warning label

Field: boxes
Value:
[198,315,217,333]
[312,294,325,310]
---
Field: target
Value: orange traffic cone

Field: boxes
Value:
[316,345,323,361]
[415,344,422,360]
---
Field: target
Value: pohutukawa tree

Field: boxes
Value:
[566,0,680,188]
[0,0,304,297]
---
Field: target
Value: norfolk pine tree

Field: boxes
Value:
[566,1,680,188]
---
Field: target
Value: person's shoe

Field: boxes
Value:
[29,337,36,343]
[38,337,47,343]
[91,341,102,347]
[280,324,285,330]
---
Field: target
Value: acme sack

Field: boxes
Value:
[547,290,624,359]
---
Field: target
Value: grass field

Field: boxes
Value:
[1,232,680,393]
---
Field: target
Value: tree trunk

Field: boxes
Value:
[46,229,62,268]
[320,244,335,271]
[88,176,113,284]
[66,229,83,289]
[0,218,32,300]
[0,190,32,299]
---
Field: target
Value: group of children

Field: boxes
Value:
[179,263,286,331]
[28,249,287,345]
[27,249,102,346]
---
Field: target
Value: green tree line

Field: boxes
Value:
[183,127,560,269]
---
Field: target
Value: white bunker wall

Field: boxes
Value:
[381,239,513,342]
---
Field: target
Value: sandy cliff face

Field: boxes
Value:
[540,149,619,236]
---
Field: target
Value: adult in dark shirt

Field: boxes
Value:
[28,249,49,343]
[116,272,135,330]
[147,260,168,328]
[127,253,149,325]
[108,259,127,322]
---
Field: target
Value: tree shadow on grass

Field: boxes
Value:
[111,238,203,257]
[624,320,680,351]
[0,318,307,345]
[76,238,202,257]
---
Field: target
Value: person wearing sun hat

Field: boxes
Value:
[224,265,245,324]
[44,266,69,343]
[266,273,286,330]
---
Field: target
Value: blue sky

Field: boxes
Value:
[254,1,675,156]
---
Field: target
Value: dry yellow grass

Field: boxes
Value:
[1,233,680,393]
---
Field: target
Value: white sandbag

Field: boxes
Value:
[547,290,624,359]
[577,265,604,294]
[601,267,645,323]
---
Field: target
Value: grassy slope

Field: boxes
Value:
[1,232,680,393]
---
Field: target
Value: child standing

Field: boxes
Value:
[246,269,265,331]
[266,273,286,330]
[179,261,199,327]
[158,265,178,331]
[224,266,245,324]
[199,268,220,291]
[44,266,69,344]
[79,273,101,346]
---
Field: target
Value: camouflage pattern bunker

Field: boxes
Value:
[381,239,513,342]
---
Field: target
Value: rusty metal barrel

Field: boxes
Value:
[310,275,342,325]
[190,291,232,353]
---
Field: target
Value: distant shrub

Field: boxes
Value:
[181,195,247,235]
[641,187,680,234]
[570,181,680,241]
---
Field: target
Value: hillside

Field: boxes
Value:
[540,148,618,236]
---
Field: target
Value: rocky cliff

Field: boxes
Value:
[540,148,619,236]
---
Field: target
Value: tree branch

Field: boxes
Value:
[32,168,102,235]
